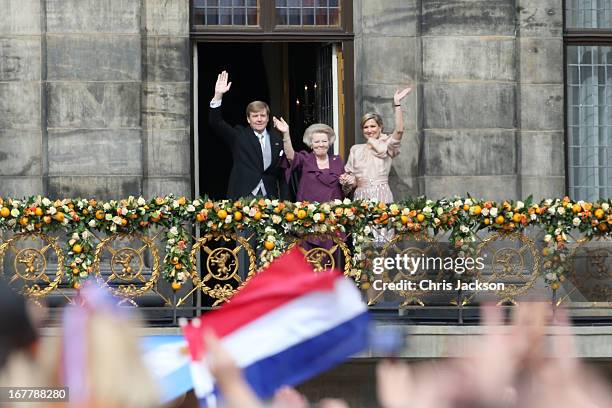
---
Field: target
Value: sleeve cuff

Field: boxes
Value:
[209,99,222,108]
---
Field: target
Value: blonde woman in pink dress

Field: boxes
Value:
[340,87,412,203]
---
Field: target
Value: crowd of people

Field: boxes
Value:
[2,277,611,408]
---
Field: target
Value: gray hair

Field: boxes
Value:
[302,123,336,148]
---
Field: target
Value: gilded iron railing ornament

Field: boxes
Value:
[0,232,64,298]
[474,231,541,305]
[92,232,162,300]
[288,233,353,276]
[374,231,443,307]
[183,232,257,307]
[563,236,612,305]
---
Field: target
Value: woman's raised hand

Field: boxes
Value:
[273,116,289,134]
[393,86,412,105]
[214,70,232,98]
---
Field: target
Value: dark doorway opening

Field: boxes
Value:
[197,42,335,200]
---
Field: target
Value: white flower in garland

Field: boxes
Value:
[530,213,537,221]
[436,207,444,216]
[42,198,51,206]
[272,215,282,224]
[103,203,111,211]
[105,214,113,221]
[557,207,565,215]
[460,225,470,234]
[516,201,524,209]
[603,203,610,211]
[169,227,179,236]
[112,216,123,225]
[548,207,556,214]
[490,208,498,217]
[544,234,552,242]
[137,197,146,206]
[88,220,96,228]
[464,198,473,206]
[187,205,196,212]
[573,217,581,226]
[10,208,19,217]
[422,206,432,214]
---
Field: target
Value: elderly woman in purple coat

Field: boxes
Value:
[273,119,345,202]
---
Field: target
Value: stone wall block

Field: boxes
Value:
[47,176,142,199]
[520,85,563,130]
[47,35,141,81]
[48,129,142,175]
[0,130,41,176]
[0,82,40,129]
[142,83,190,129]
[361,36,417,85]
[423,83,515,129]
[424,130,516,176]
[518,0,563,38]
[519,38,563,84]
[520,176,565,200]
[144,37,190,82]
[423,37,516,81]
[144,0,189,36]
[420,175,518,201]
[362,0,418,36]
[0,0,41,34]
[520,131,564,176]
[0,38,41,81]
[46,0,140,33]
[422,0,515,36]
[47,83,140,128]
[144,177,191,198]
[0,177,43,196]
[144,129,190,176]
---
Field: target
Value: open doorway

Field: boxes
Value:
[196,42,342,200]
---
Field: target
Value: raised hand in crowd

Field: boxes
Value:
[203,329,263,408]
[213,70,232,101]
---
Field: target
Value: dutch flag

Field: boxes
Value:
[182,248,370,406]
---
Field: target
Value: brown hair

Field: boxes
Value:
[246,101,270,117]
[360,112,383,129]
[303,123,336,148]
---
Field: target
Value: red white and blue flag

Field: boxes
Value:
[182,248,369,405]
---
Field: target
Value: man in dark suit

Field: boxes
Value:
[209,70,286,200]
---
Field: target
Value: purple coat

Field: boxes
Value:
[283,151,345,202]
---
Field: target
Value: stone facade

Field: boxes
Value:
[0,0,563,200]
[0,0,190,199]
[354,0,564,201]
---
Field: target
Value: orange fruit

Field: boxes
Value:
[512,213,522,223]
[217,209,228,219]
[72,244,82,254]
[171,281,182,291]
[253,211,262,221]
[177,197,186,205]
[598,223,608,232]
[416,213,425,222]
[264,240,275,250]
[297,209,307,219]
[572,204,581,213]
[196,212,206,222]
[19,217,29,226]
[54,212,65,222]
[204,201,214,209]
[495,215,505,225]
[73,281,81,289]
[175,263,183,270]
[317,213,325,222]
[43,215,51,224]
[484,218,490,225]
[463,204,470,211]
[471,205,482,215]
[400,215,409,224]
[595,208,605,219]
[234,211,243,221]
[551,281,560,290]
[34,207,43,216]
[95,210,104,220]
[285,212,295,222]
[0,207,9,217]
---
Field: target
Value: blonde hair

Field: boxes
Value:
[246,101,270,117]
[360,112,383,129]
[302,123,336,148]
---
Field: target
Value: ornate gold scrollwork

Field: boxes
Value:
[376,232,442,307]
[287,233,353,277]
[474,232,540,304]
[0,232,64,298]
[565,236,612,304]
[92,232,160,299]
[186,232,256,307]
